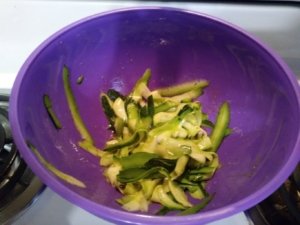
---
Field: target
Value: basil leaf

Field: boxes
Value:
[117,152,159,170]
[107,89,125,101]
[145,158,177,171]
[104,131,146,152]
[101,95,115,128]
[117,167,168,183]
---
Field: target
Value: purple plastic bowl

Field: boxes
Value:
[9,7,300,225]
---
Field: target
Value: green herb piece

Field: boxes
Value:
[210,102,230,152]
[155,206,174,215]
[107,89,125,101]
[43,94,62,129]
[63,65,103,157]
[117,167,168,183]
[100,94,116,129]
[117,152,159,170]
[179,194,214,215]
[104,130,146,152]
[27,141,86,188]
[156,80,209,97]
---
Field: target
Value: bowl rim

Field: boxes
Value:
[9,6,300,225]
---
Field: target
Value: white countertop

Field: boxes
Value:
[1,0,300,91]
[1,1,299,224]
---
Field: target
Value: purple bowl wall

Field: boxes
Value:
[9,7,300,225]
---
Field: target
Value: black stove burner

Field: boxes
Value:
[0,148,27,199]
[0,106,17,181]
[0,122,4,151]
[0,143,17,178]
[0,94,45,224]
[0,107,12,142]
[0,98,26,200]
[0,94,9,150]
[246,164,300,225]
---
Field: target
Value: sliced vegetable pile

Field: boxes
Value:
[40,66,230,215]
[99,69,231,214]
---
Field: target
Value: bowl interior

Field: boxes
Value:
[11,8,300,224]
